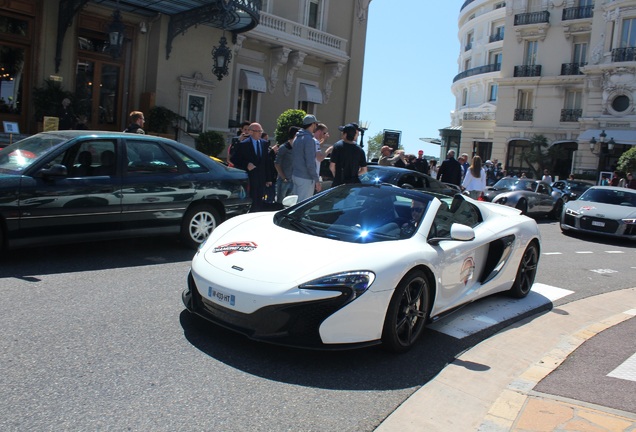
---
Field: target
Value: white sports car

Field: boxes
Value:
[182,184,541,352]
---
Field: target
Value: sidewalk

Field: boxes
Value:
[376,287,636,432]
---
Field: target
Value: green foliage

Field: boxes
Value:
[146,106,188,134]
[275,109,305,144]
[519,134,566,178]
[32,79,73,121]
[195,131,226,157]
[365,131,384,160]
[617,147,636,175]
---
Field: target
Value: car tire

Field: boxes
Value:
[508,241,539,299]
[550,199,564,220]
[180,204,221,249]
[381,270,430,353]
[516,199,528,215]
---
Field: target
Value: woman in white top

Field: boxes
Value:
[462,155,487,199]
[541,169,553,184]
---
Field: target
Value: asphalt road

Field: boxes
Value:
[0,220,634,431]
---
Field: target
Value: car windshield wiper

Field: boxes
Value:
[280,214,315,234]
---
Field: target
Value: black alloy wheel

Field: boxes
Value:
[508,242,539,298]
[382,270,430,353]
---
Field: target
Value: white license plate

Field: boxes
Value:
[208,287,236,306]
[592,221,605,227]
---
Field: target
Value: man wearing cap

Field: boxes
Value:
[378,146,402,166]
[329,123,367,187]
[292,114,322,202]
[412,150,429,174]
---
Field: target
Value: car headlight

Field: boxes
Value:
[565,208,580,216]
[300,271,376,299]
[622,218,636,224]
[494,196,508,205]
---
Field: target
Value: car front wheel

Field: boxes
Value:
[508,242,539,298]
[181,204,221,249]
[382,270,430,353]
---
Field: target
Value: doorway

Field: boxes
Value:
[75,58,123,131]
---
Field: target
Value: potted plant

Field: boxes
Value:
[32,79,74,129]
[146,105,188,138]
[195,131,226,157]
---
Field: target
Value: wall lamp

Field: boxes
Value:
[211,35,232,81]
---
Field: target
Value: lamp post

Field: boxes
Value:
[589,130,616,154]
[357,120,370,149]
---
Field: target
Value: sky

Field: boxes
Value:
[359,1,460,160]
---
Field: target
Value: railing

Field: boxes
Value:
[514,65,542,77]
[256,12,348,52]
[489,32,504,43]
[453,63,501,83]
[460,0,476,12]
[514,10,550,26]
[514,109,534,121]
[560,109,582,122]
[463,112,496,121]
[561,62,586,75]
[612,47,636,62]
[562,6,593,21]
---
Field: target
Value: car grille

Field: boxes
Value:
[625,223,636,236]
[563,214,576,226]
[580,216,619,234]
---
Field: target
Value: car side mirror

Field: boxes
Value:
[39,164,68,178]
[428,223,475,245]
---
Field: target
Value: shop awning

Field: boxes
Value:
[239,70,267,93]
[299,84,323,104]
[578,129,636,145]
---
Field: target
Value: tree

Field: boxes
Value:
[617,147,636,176]
[521,134,566,178]
[274,109,305,144]
[365,131,384,161]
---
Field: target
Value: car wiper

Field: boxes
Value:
[280,214,315,234]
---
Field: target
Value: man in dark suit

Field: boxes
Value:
[230,122,273,211]
[436,149,462,186]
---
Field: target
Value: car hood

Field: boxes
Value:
[566,200,636,218]
[198,214,391,285]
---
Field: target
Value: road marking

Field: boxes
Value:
[575,251,593,254]
[607,352,636,382]
[605,251,624,254]
[590,269,618,274]
[543,252,562,255]
[429,283,574,339]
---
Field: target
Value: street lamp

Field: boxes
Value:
[589,130,616,154]
[107,8,125,59]
[357,120,370,148]
[211,35,232,81]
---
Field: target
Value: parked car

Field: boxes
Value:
[359,165,461,196]
[551,179,594,202]
[483,178,565,219]
[182,183,541,352]
[560,186,636,241]
[0,131,251,250]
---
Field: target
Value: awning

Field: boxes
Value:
[299,84,323,104]
[578,129,636,145]
[239,70,267,93]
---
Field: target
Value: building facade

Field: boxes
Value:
[0,0,371,153]
[448,0,636,181]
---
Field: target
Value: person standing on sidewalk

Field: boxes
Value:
[462,155,487,199]
[329,123,367,187]
[292,115,322,202]
[274,126,298,203]
[437,150,462,186]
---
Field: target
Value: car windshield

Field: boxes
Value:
[491,177,518,190]
[492,178,535,191]
[567,181,593,192]
[0,135,67,173]
[274,184,435,243]
[360,166,393,184]
[579,188,636,206]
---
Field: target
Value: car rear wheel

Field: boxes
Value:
[382,270,430,353]
[508,242,539,298]
[516,199,528,215]
[181,204,221,249]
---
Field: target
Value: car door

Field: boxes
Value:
[16,138,122,243]
[120,139,196,233]
[430,197,490,310]
[535,182,555,214]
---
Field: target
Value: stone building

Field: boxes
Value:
[447,0,635,180]
[0,0,371,153]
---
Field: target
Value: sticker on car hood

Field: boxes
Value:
[213,241,258,256]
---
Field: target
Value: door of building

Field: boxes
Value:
[75,58,123,131]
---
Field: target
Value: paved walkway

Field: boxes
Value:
[376,287,636,432]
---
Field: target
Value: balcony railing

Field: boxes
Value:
[489,33,504,43]
[561,62,586,75]
[562,6,593,21]
[514,109,534,121]
[560,109,582,122]
[463,112,496,121]
[453,63,501,83]
[612,47,636,62]
[514,65,542,77]
[514,10,550,26]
